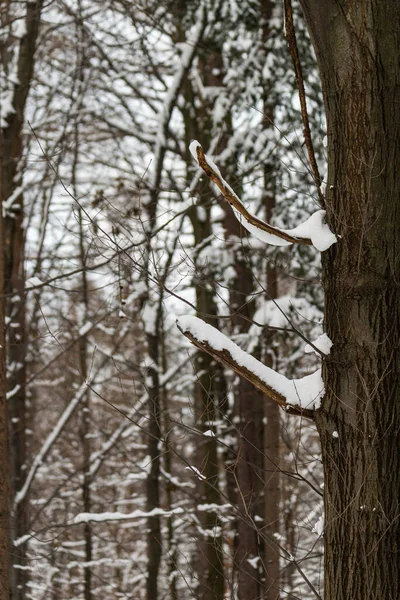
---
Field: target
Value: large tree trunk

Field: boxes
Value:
[300,1,400,598]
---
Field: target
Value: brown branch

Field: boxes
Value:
[178,325,314,420]
[284,0,325,207]
[195,145,313,246]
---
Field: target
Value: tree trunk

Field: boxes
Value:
[262,268,281,600]
[145,330,162,600]
[190,195,225,600]
[221,192,265,600]
[300,1,400,598]
[261,2,281,590]
[0,3,43,597]
[0,210,9,600]
[181,29,227,599]
[77,210,93,600]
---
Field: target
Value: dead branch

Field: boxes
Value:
[284,0,324,207]
[195,145,313,246]
[178,324,315,420]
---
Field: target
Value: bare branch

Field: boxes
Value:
[284,0,324,207]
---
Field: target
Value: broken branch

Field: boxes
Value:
[193,144,313,246]
[178,321,315,420]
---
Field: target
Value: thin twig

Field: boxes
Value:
[284,0,325,207]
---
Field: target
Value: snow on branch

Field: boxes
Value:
[189,141,337,252]
[177,316,324,418]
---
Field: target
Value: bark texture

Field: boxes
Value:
[300,1,400,598]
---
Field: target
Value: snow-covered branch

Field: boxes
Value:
[189,141,337,251]
[177,316,323,418]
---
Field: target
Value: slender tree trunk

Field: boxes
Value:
[222,202,264,600]
[299,1,400,597]
[260,3,281,594]
[262,267,281,600]
[5,219,27,600]
[145,330,162,600]
[71,14,93,594]
[0,3,43,597]
[0,206,9,600]
[193,280,225,600]
[161,384,178,600]
[77,209,93,600]
[189,165,226,599]
[180,30,227,598]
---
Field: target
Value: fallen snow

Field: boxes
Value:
[14,534,31,548]
[178,315,324,410]
[2,185,23,216]
[79,322,93,337]
[6,385,21,400]
[142,302,157,335]
[189,140,202,162]
[231,207,337,251]
[288,210,337,252]
[247,556,260,570]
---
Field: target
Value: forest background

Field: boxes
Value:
[0,1,328,599]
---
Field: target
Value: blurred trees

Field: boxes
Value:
[1,1,325,598]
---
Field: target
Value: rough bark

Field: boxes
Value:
[260,4,282,593]
[180,29,227,599]
[190,193,225,600]
[299,1,400,598]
